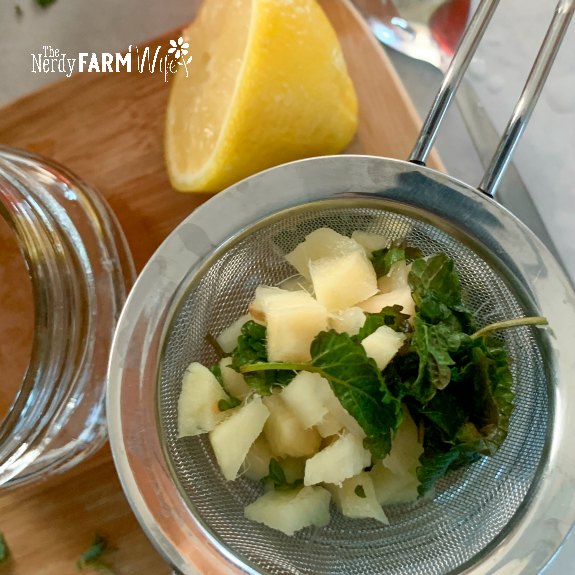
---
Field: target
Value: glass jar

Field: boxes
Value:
[0,146,134,488]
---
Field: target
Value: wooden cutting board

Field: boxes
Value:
[0,1,442,573]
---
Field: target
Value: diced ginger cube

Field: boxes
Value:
[278,274,314,294]
[351,230,389,255]
[361,326,406,371]
[248,286,300,323]
[329,307,366,336]
[248,286,327,360]
[382,407,423,478]
[304,433,371,486]
[243,434,274,481]
[219,356,251,400]
[369,408,422,505]
[281,372,331,429]
[328,471,389,524]
[264,293,328,362]
[244,486,331,536]
[377,260,411,293]
[216,314,251,353]
[177,362,229,437]
[370,461,419,505]
[263,394,321,458]
[284,228,377,310]
[314,384,366,439]
[209,396,270,481]
[315,414,345,438]
[278,371,362,442]
[358,287,416,318]
[310,250,378,310]
[285,228,363,279]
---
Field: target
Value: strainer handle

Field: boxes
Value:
[408,0,500,165]
[409,0,574,197]
[478,0,575,196]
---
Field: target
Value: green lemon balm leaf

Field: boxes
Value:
[371,242,422,277]
[308,331,401,459]
[209,363,224,385]
[354,485,367,498]
[210,363,242,411]
[416,443,481,497]
[262,458,303,491]
[354,305,411,342]
[408,253,475,332]
[407,331,516,494]
[409,319,469,401]
[266,458,287,485]
[452,335,515,455]
[218,396,241,412]
[231,321,294,395]
[232,321,268,365]
[383,250,533,494]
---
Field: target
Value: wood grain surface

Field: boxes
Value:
[0,1,441,573]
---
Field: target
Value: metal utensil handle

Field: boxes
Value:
[479,0,575,196]
[408,0,500,165]
[409,0,574,197]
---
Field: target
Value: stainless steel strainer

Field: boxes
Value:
[107,1,575,574]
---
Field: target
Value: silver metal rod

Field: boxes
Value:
[408,0,500,165]
[479,0,575,196]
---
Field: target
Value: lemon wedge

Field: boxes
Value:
[165,0,358,193]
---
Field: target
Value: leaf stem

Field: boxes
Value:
[205,333,225,359]
[470,316,548,340]
[240,361,313,373]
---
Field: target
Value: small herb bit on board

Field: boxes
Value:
[35,0,58,7]
[0,532,10,563]
[76,534,115,573]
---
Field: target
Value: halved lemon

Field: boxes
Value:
[165,0,358,193]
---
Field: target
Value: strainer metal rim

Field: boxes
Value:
[107,154,575,575]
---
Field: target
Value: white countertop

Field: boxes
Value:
[0,0,574,572]
[467,0,575,285]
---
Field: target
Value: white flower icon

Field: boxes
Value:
[168,36,193,65]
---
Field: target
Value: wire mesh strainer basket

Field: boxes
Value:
[107,1,575,574]
[159,198,550,575]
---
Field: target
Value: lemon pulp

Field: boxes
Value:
[165,0,358,193]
